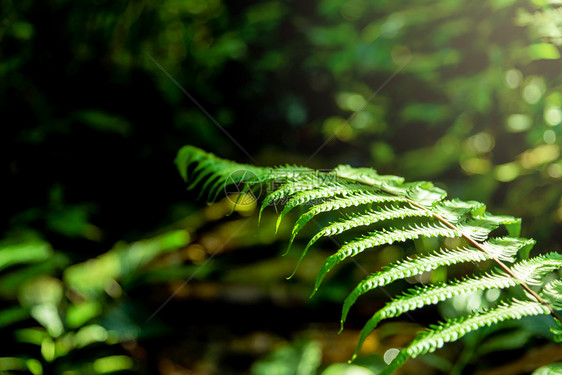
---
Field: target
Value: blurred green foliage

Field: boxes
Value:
[1,0,562,373]
[0,231,190,374]
[251,340,387,375]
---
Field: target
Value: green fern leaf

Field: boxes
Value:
[542,279,562,310]
[480,236,535,261]
[287,191,406,251]
[381,299,551,375]
[402,182,447,207]
[177,146,562,374]
[340,247,490,327]
[550,317,562,343]
[305,204,432,253]
[349,253,562,358]
[351,271,515,361]
[333,165,404,187]
[433,198,486,222]
[457,213,522,242]
[286,204,433,278]
[511,253,562,285]
[275,182,366,233]
[259,176,319,224]
[313,222,461,294]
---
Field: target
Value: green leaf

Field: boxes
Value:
[0,240,52,272]
[288,191,405,253]
[532,363,562,375]
[251,341,322,375]
[550,318,562,343]
[542,280,562,309]
[321,363,376,375]
[288,204,430,279]
[382,299,550,375]
[342,246,491,331]
[528,43,561,60]
[313,222,461,294]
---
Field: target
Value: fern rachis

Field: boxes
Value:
[176,146,562,374]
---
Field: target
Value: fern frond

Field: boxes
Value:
[306,204,432,252]
[310,234,527,305]
[177,146,562,374]
[349,253,562,357]
[313,222,461,294]
[457,213,522,242]
[287,191,406,251]
[381,299,551,374]
[336,165,445,207]
[287,204,432,278]
[542,279,562,309]
[400,182,448,207]
[176,146,268,202]
[511,252,562,285]
[259,176,319,223]
[433,198,486,222]
[342,245,557,330]
[333,165,405,187]
[351,272,515,361]
[340,247,489,326]
[480,237,535,262]
[275,181,366,233]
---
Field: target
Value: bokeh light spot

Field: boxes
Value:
[350,112,372,129]
[523,77,545,104]
[547,163,562,179]
[544,105,562,126]
[543,129,556,144]
[506,114,531,132]
[466,132,495,153]
[505,69,523,88]
[461,157,491,175]
[520,144,560,169]
[485,289,501,302]
[337,92,366,112]
[383,348,400,364]
[495,163,520,182]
